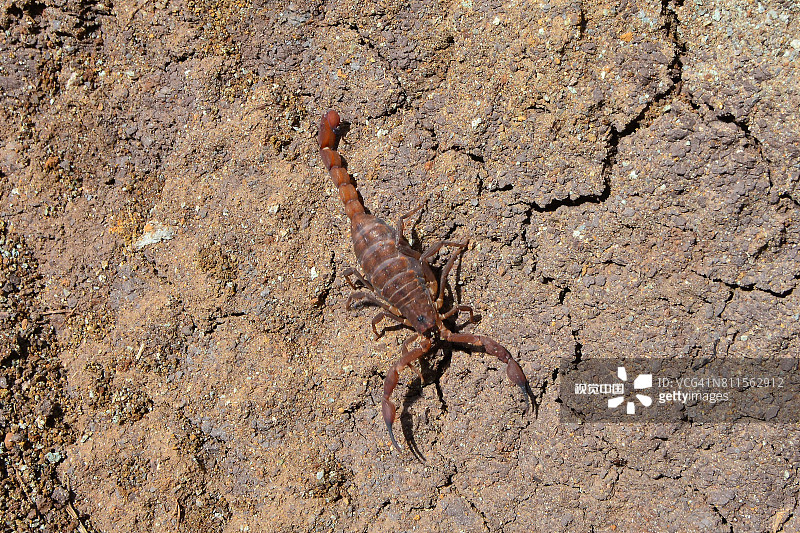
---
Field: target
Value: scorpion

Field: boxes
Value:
[318,110,530,452]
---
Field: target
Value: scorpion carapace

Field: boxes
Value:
[319,110,529,453]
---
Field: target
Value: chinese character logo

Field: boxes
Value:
[608,367,652,414]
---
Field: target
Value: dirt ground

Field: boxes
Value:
[1,0,799,531]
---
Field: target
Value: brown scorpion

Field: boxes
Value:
[318,110,530,452]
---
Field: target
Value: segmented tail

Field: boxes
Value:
[319,110,366,221]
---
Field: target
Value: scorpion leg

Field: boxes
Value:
[407,238,470,306]
[371,310,409,339]
[442,330,530,401]
[441,304,476,324]
[346,290,385,311]
[401,333,425,381]
[427,240,469,306]
[419,239,467,266]
[402,239,468,306]
[382,335,433,452]
[395,201,427,248]
[346,291,410,338]
[343,267,373,291]
[396,237,436,292]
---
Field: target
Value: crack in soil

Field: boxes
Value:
[345,21,411,120]
[708,502,734,532]
[449,482,492,533]
[692,269,797,299]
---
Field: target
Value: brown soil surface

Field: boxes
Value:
[1,0,799,531]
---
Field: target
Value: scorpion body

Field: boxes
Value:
[319,110,529,452]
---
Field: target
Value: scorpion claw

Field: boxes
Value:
[386,421,403,453]
[381,397,403,452]
[505,358,533,413]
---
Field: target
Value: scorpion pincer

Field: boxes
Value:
[318,110,530,452]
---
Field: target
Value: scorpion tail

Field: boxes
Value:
[318,110,340,150]
[319,110,366,221]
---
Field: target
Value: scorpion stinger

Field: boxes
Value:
[319,110,531,453]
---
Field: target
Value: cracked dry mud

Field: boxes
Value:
[1,0,799,531]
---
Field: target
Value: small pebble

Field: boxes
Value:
[51,486,70,505]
